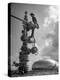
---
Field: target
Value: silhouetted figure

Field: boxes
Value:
[30,13,37,24]
[23,11,28,37]
[29,13,39,38]
[24,11,28,21]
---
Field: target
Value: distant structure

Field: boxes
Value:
[11,11,39,75]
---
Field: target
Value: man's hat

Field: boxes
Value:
[30,13,35,16]
[25,11,28,14]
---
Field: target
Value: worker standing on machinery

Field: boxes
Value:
[29,13,39,38]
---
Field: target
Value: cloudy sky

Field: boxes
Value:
[10,3,58,70]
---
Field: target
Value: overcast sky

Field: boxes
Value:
[10,3,58,70]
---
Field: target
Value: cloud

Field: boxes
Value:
[27,6,59,71]
[48,6,58,22]
[43,6,58,27]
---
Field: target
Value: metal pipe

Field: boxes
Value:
[11,15,27,23]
